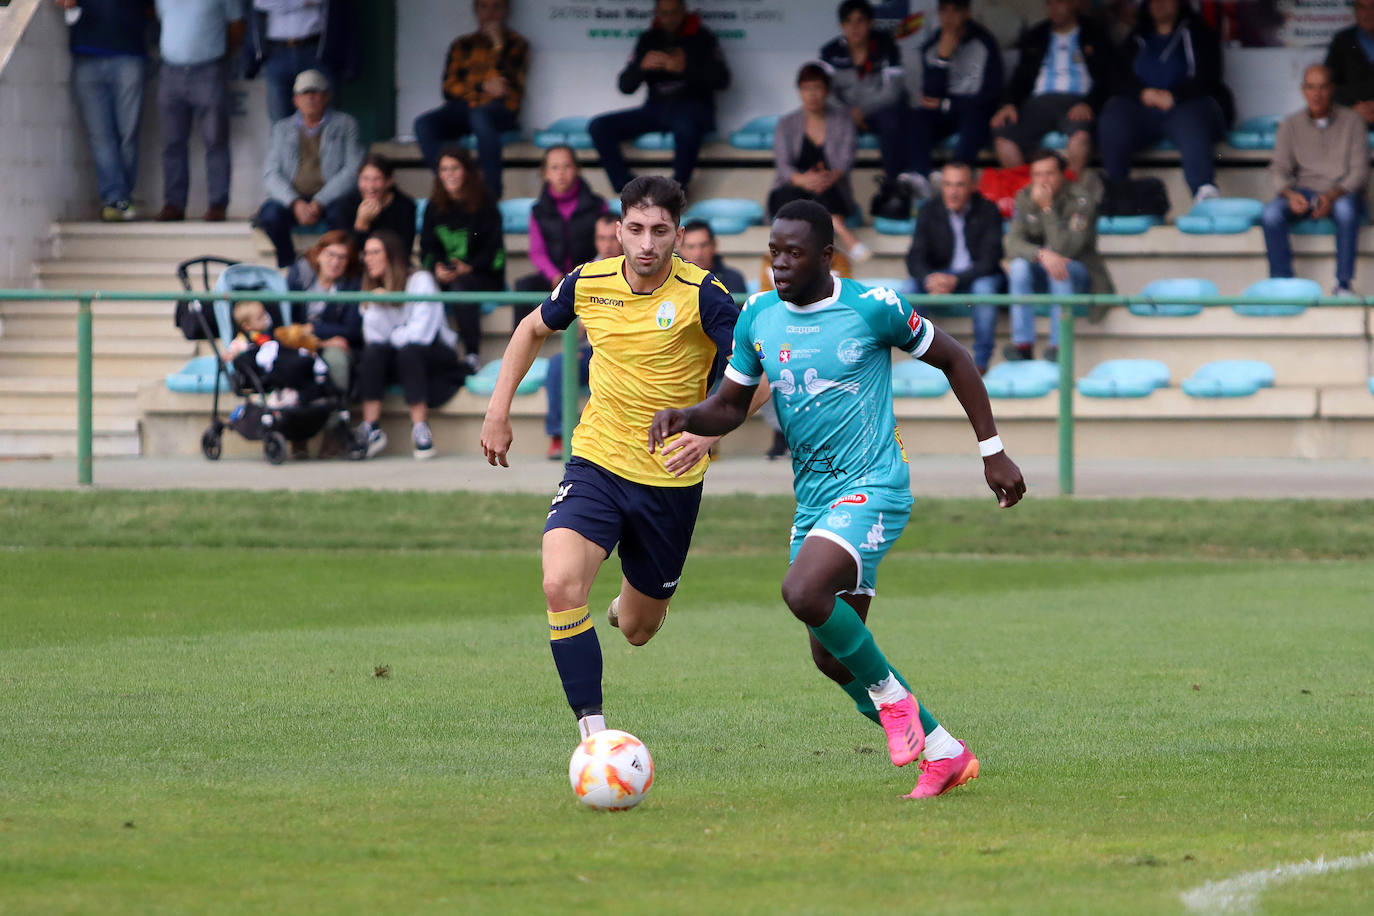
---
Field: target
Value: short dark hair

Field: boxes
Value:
[682,219,714,240]
[838,0,874,21]
[595,211,619,229]
[941,159,975,177]
[540,144,578,171]
[620,175,686,225]
[937,0,971,9]
[359,153,394,180]
[1027,148,1066,171]
[774,199,834,249]
[797,62,831,89]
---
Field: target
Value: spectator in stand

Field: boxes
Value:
[257,69,364,268]
[285,229,363,398]
[1263,65,1369,296]
[906,0,1004,199]
[544,213,621,459]
[819,0,907,185]
[243,0,361,124]
[588,0,731,194]
[58,0,148,222]
[1097,0,1230,204]
[418,146,506,373]
[413,0,529,199]
[768,62,871,263]
[679,221,747,294]
[152,0,244,222]
[1004,149,1113,361]
[991,0,1112,178]
[353,229,468,461]
[1325,0,1374,125]
[906,161,1005,374]
[335,154,417,254]
[514,145,608,325]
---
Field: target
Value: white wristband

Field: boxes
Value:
[978,435,1004,458]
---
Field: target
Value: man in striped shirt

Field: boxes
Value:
[990,0,1112,176]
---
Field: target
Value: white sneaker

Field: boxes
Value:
[1332,284,1356,297]
[848,242,873,263]
[354,422,387,460]
[412,420,435,459]
[1193,183,1220,204]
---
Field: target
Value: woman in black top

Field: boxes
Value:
[418,146,506,371]
[336,154,418,254]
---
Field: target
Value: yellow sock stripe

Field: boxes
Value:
[548,605,593,640]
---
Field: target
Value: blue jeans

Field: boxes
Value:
[588,99,714,192]
[1262,189,1363,287]
[72,54,145,206]
[157,59,231,209]
[1008,258,1090,348]
[263,44,332,124]
[957,273,1006,370]
[1097,95,1224,194]
[256,197,350,267]
[413,98,518,198]
[907,98,994,175]
[545,344,592,437]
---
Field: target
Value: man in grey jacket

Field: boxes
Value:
[1262,65,1369,296]
[819,0,907,181]
[255,69,364,267]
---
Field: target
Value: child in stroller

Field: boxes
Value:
[224,301,328,409]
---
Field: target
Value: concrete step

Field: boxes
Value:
[0,336,191,378]
[1,314,178,339]
[0,376,140,418]
[0,429,141,458]
[34,259,218,294]
[50,221,263,263]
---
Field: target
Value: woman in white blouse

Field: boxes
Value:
[352,229,467,460]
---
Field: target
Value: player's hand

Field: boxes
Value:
[1284,189,1309,216]
[480,414,513,467]
[983,451,1025,508]
[648,408,689,454]
[1311,192,1335,220]
[661,432,719,476]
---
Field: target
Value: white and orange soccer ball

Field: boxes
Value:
[568,729,654,810]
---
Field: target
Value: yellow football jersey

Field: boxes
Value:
[540,254,739,487]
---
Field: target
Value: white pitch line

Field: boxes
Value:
[1181,849,1374,914]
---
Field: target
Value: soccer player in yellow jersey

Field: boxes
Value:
[481,176,740,740]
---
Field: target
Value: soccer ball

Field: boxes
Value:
[568,729,654,810]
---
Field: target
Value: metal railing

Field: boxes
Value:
[2,289,1367,491]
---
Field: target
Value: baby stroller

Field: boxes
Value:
[174,257,353,464]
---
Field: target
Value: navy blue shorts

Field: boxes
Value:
[544,457,703,600]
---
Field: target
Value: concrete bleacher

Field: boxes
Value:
[4,141,1374,460]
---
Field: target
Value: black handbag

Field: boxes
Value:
[870,175,914,220]
[1099,177,1170,218]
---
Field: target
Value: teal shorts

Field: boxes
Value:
[788,489,912,596]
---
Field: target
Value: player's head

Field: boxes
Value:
[679,220,717,271]
[769,200,834,303]
[594,212,622,260]
[618,176,686,280]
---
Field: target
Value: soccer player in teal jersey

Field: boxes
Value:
[650,199,1025,798]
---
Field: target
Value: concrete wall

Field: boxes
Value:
[0,0,96,287]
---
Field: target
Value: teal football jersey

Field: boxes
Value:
[725,278,935,509]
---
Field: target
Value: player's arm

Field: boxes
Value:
[480,307,556,467]
[649,377,758,452]
[661,381,771,475]
[919,324,1026,508]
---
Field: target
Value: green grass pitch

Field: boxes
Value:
[1,492,1372,914]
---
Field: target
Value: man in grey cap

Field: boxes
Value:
[256,69,365,267]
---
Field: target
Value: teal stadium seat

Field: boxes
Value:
[684,198,764,235]
[857,132,880,150]
[1290,218,1338,235]
[891,357,950,397]
[460,130,521,151]
[1097,215,1159,234]
[464,357,549,396]
[1076,359,1169,398]
[532,117,594,150]
[414,197,427,236]
[1234,277,1319,317]
[873,216,916,235]
[1175,197,1264,234]
[1369,377,1374,395]
[1181,360,1275,398]
[1131,277,1216,316]
[1041,131,1068,149]
[1227,114,1282,150]
[631,131,718,150]
[728,115,779,151]
[982,360,1058,398]
[166,354,232,394]
[499,197,536,234]
[606,198,622,216]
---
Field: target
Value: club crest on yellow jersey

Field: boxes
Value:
[656,301,676,329]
